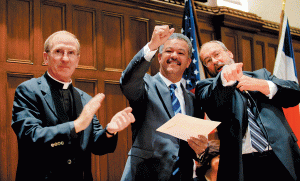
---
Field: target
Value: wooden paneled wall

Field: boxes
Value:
[0,0,299,180]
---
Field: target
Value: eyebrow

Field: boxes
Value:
[52,46,78,51]
[203,50,221,60]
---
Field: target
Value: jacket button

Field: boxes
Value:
[67,159,72,164]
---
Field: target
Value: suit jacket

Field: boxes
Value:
[120,48,204,180]
[11,73,117,181]
[195,68,300,181]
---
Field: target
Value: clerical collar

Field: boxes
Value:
[47,72,72,89]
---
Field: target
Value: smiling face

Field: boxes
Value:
[43,33,80,82]
[200,42,234,77]
[158,39,191,83]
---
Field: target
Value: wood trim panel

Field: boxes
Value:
[104,80,129,181]
[221,27,239,62]
[74,78,97,97]
[240,35,253,71]
[41,1,66,43]
[254,41,266,70]
[73,5,97,70]
[101,11,125,73]
[41,0,66,65]
[127,16,150,70]
[6,72,34,181]
[266,43,278,73]
[6,0,33,65]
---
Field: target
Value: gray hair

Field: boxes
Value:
[44,30,80,53]
[199,40,228,61]
[158,33,193,58]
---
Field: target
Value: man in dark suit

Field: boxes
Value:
[11,30,135,181]
[120,25,208,181]
[195,40,300,181]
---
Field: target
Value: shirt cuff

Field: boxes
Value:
[69,122,78,138]
[266,81,278,99]
[143,43,157,62]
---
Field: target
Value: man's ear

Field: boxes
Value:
[43,52,49,65]
[75,55,80,68]
[186,57,192,68]
[158,53,162,64]
[227,50,234,59]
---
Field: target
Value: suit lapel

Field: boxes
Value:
[39,75,58,118]
[154,74,174,119]
[40,74,84,123]
[234,90,249,136]
[181,84,193,116]
[72,86,83,118]
[154,74,194,118]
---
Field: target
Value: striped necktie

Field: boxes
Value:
[247,99,268,153]
[169,84,182,115]
[169,84,182,178]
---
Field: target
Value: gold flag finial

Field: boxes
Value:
[282,0,286,11]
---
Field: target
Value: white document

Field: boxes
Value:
[156,113,221,141]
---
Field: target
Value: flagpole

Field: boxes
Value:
[189,0,206,81]
[279,0,286,42]
[190,0,202,47]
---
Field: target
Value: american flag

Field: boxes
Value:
[181,0,202,92]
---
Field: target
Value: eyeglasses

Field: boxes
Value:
[202,50,224,67]
[50,49,79,59]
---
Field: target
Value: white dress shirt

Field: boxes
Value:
[143,43,186,115]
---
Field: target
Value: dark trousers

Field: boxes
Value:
[242,150,294,181]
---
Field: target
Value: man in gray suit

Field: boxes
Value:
[195,40,300,181]
[11,30,135,181]
[120,25,208,181]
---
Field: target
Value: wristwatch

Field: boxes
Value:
[105,126,117,136]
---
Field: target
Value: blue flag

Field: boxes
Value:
[274,13,300,146]
[274,14,298,83]
[181,0,201,91]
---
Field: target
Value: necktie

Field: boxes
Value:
[169,84,182,178]
[247,99,268,153]
[169,84,182,115]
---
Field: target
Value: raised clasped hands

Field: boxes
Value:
[148,25,175,51]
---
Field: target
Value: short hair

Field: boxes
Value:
[158,33,192,58]
[44,30,80,53]
[201,40,228,51]
[199,40,228,61]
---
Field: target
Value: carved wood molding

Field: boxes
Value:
[264,20,300,37]
[91,0,300,36]
[154,0,300,36]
